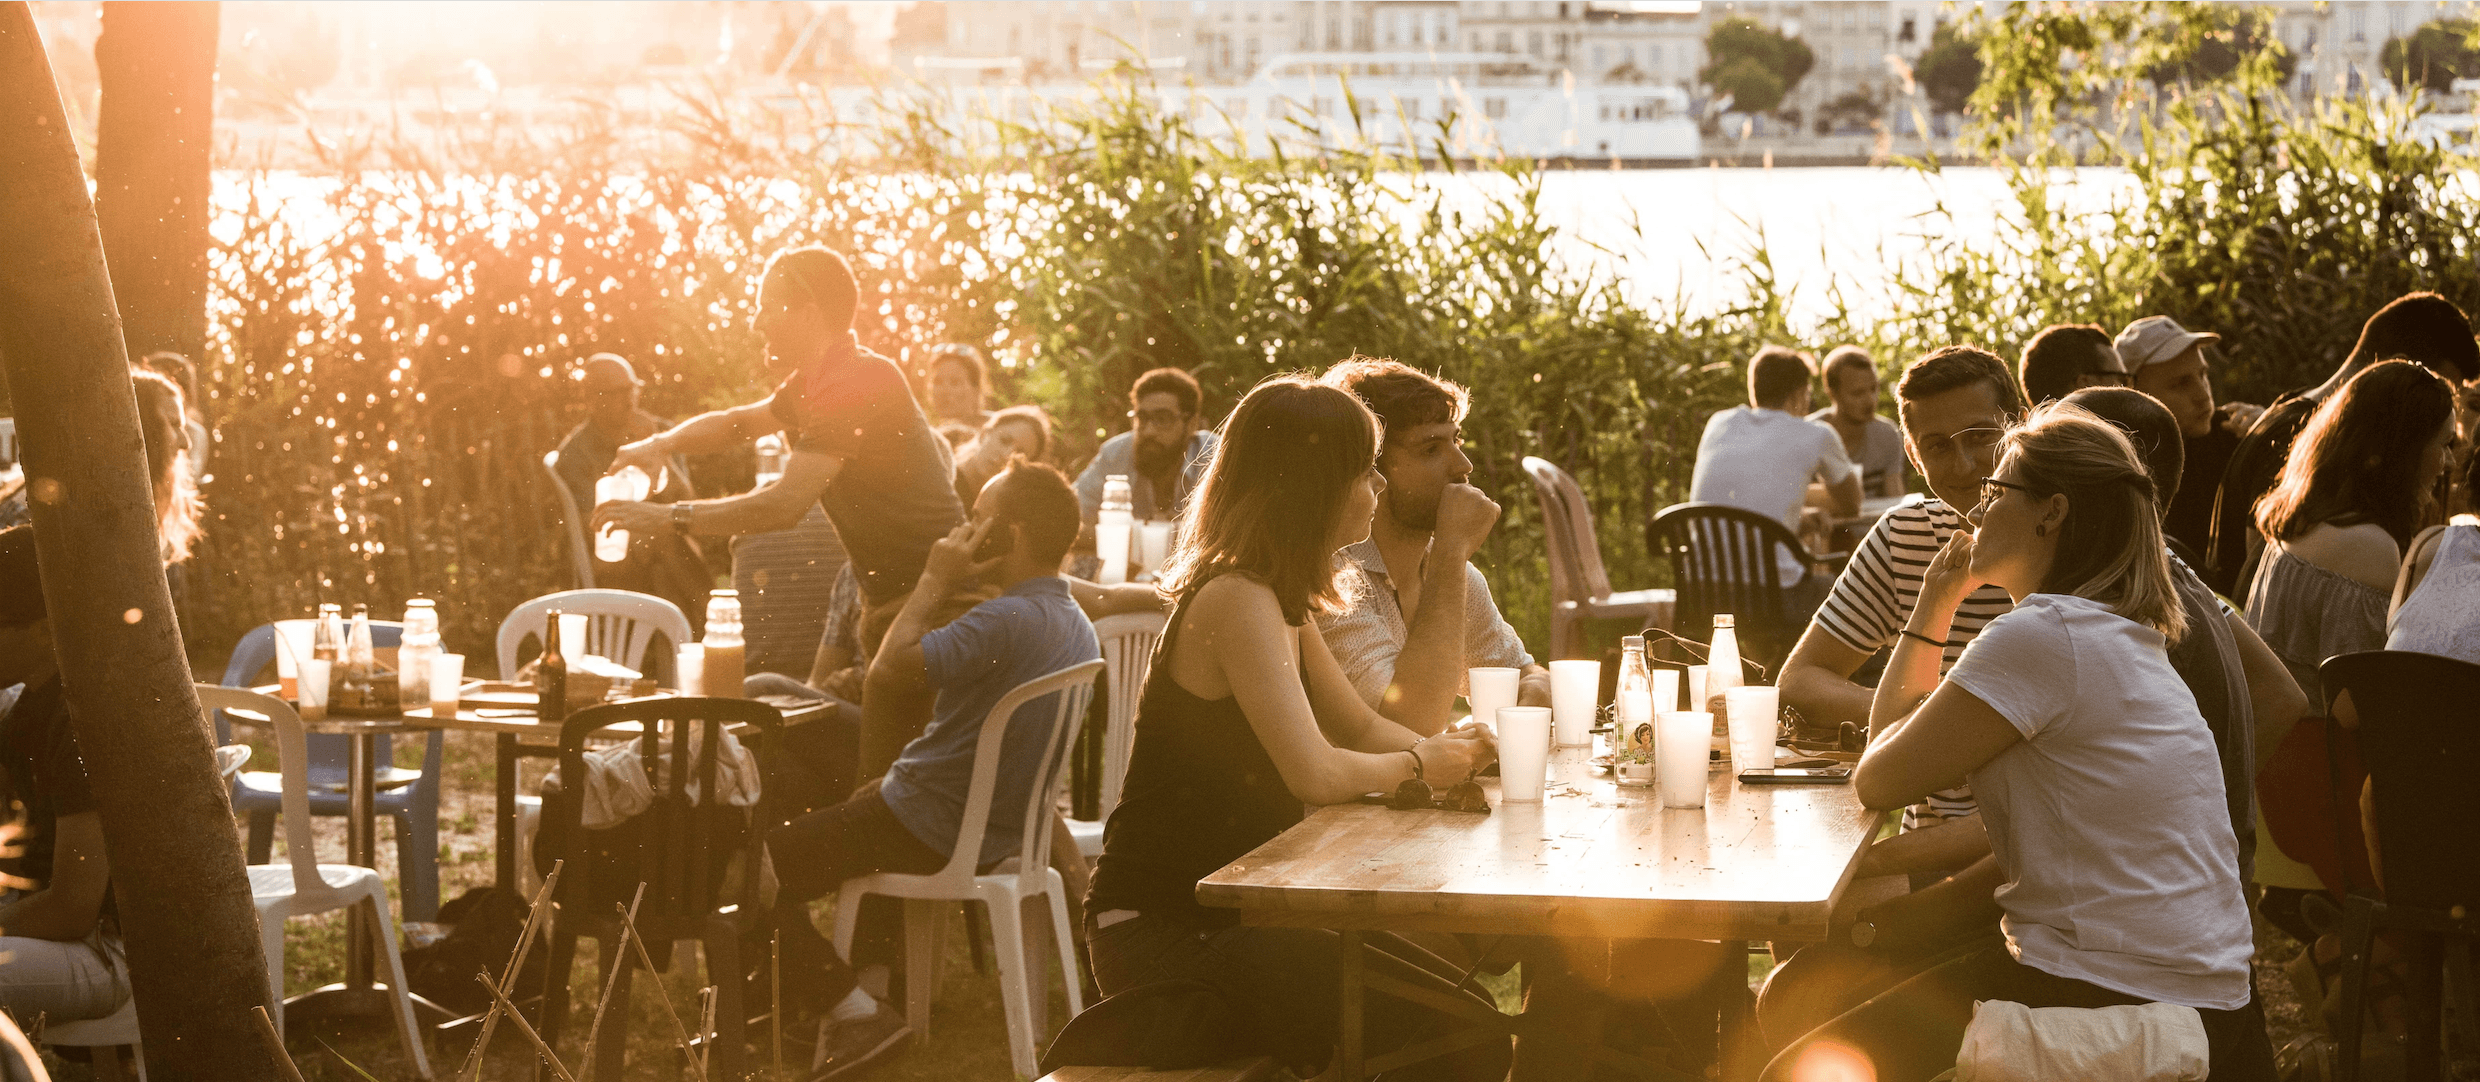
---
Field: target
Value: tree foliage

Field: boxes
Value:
[1700,16,1813,115]
[2382,18,2480,94]
[1890,1,2480,405]
[1915,21,1982,116]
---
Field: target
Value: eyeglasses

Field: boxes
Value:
[1977,476,2041,508]
[1129,408,1188,426]
[1916,426,2005,462]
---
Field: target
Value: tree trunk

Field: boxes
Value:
[0,6,276,1078]
[93,0,217,366]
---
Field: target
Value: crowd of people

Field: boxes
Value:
[2,233,2470,1082]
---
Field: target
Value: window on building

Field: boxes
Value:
[2349,7,2365,41]
[1497,30,1513,52]
[1898,15,1916,43]
[1485,96,1507,118]
[1841,7,1858,29]
[1329,18,1342,50]
[1529,29,1542,55]
[1868,6,1885,30]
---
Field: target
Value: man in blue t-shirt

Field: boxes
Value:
[765,461,1100,1079]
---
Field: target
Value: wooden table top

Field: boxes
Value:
[1196,747,1885,942]
[233,685,835,742]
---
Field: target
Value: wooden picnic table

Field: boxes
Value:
[1196,746,1886,1082]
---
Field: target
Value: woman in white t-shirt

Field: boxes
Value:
[1762,404,2274,1082]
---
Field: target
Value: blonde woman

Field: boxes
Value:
[1764,404,2272,1082]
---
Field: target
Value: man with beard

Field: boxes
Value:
[554,353,714,625]
[1317,358,1546,728]
[1074,367,1216,530]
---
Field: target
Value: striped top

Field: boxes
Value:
[1814,498,2017,829]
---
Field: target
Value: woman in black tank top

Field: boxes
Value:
[1081,378,1503,1079]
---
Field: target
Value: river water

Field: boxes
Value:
[218,165,2138,330]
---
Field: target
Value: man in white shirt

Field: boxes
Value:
[1317,358,1547,728]
[1690,346,1862,594]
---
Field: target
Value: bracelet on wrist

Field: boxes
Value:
[1405,746,1426,781]
[1900,628,1947,650]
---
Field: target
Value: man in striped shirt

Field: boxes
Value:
[1781,347,2024,834]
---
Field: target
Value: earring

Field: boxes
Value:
[2035,525,2048,537]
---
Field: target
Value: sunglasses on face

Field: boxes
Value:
[1916,426,2005,461]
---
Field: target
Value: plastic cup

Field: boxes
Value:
[1549,660,1599,747]
[429,653,465,715]
[298,658,332,722]
[272,619,309,699]
[675,643,705,696]
[559,613,589,661]
[1656,710,1710,809]
[1496,706,1553,802]
[1724,686,1781,774]
[1652,668,1680,715]
[1686,665,1708,716]
[1467,667,1520,731]
[1136,521,1173,580]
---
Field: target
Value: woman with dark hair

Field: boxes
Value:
[925,343,993,447]
[1764,403,2272,1082]
[1084,376,1506,1079]
[2246,360,2456,706]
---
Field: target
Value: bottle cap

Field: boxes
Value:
[710,588,739,598]
[1712,614,1735,629]
[1621,634,1645,649]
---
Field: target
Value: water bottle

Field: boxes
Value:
[702,590,746,697]
[593,465,654,562]
[755,433,787,486]
[1705,614,1742,754]
[398,598,440,711]
[339,604,376,713]
[1098,474,1135,584]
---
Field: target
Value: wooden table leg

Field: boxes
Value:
[495,732,519,892]
[1339,929,1366,1082]
[1719,939,1754,1082]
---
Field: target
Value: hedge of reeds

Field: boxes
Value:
[94,3,2480,662]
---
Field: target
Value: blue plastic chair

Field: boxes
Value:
[218,621,444,923]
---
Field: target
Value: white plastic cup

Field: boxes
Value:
[298,658,332,722]
[594,467,653,562]
[1136,521,1173,580]
[1652,668,1680,715]
[675,643,705,696]
[1686,665,1708,716]
[1467,667,1520,732]
[559,613,589,661]
[429,653,465,715]
[1656,710,1710,809]
[1549,660,1599,747]
[1496,706,1553,803]
[1725,685,1781,774]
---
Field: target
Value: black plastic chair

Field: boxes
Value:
[1645,502,1843,668]
[533,697,784,1082]
[2318,651,2480,1082]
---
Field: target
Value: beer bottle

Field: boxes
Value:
[537,609,568,723]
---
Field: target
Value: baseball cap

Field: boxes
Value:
[2114,316,2221,371]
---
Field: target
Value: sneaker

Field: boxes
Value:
[809,1003,911,1081]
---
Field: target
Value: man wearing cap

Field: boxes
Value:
[555,353,711,622]
[2117,316,2262,567]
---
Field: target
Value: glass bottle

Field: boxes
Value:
[1705,614,1742,754]
[537,610,569,723]
[702,590,745,697]
[339,603,376,713]
[312,603,344,664]
[1097,474,1135,584]
[398,599,439,712]
[1616,634,1653,727]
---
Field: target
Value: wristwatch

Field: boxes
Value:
[1850,919,1880,949]
[671,503,695,536]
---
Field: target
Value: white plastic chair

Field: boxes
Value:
[199,685,431,1078]
[541,449,598,589]
[832,659,1105,1079]
[1069,611,1167,858]
[44,997,143,1081]
[494,588,692,682]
